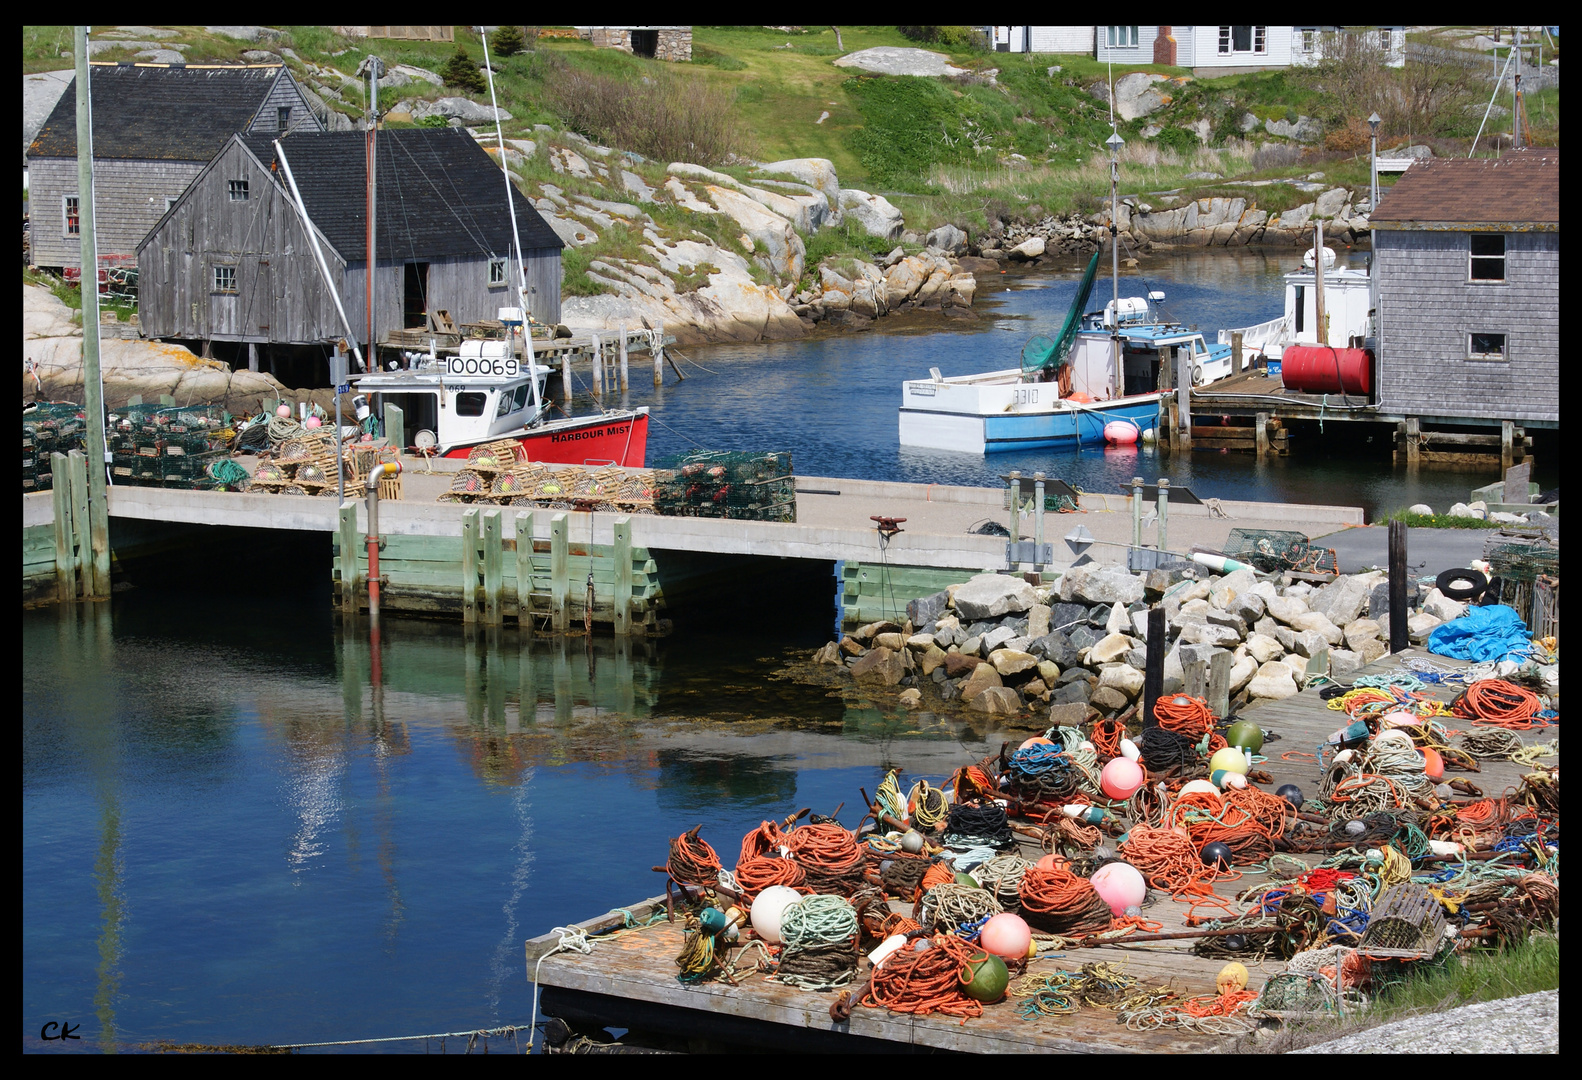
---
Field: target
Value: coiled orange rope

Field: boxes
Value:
[733,855,807,900]
[1154,695,1216,739]
[1119,824,1222,901]
[739,820,787,864]
[667,825,722,888]
[862,933,984,1018]
[1018,865,1114,936]
[786,822,865,874]
[1090,718,1126,761]
[1453,679,1546,729]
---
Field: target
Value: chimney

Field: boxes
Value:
[1153,27,1178,67]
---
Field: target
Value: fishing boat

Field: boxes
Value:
[1219,244,1373,369]
[352,327,649,465]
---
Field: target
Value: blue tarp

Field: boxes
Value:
[1426,604,1532,663]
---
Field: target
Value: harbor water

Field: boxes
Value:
[24,249,1551,1053]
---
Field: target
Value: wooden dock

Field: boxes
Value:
[525,646,1551,1053]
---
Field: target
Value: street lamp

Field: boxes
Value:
[1368,112,1382,211]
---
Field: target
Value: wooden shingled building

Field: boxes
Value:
[1370,148,1558,429]
[136,128,564,384]
[27,62,323,272]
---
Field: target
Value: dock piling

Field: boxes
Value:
[338,503,359,614]
[1231,331,1243,376]
[1256,411,1270,458]
[614,516,633,636]
[1388,520,1408,653]
[619,328,629,395]
[514,511,535,626]
[550,513,569,633]
[591,334,603,400]
[1143,608,1166,727]
[461,508,479,624]
[483,509,503,626]
[50,452,77,604]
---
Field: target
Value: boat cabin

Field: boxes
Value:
[355,340,548,451]
[1075,292,1234,392]
[1220,250,1373,361]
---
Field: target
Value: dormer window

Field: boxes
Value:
[277,106,291,133]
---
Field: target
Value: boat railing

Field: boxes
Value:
[1219,314,1288,353]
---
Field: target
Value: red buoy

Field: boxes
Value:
[1104,420,1139,444]
[1281,346,1372,396]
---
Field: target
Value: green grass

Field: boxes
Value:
[1240,933,1559,1052]
[1383,509,1499,529]
[24,265,138,324]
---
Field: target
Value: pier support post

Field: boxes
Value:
[1207,650,1232,720]
[1231,331,1243,376]
[591,334,603,400]
[67,450,93,598]
[1175,348,1192,450]
[1388,519,1408,654]
[1157,478,1170,554]
[550,513,569,633]
[654,326,664,386]
[561,345,573,403]
[515,511,535,626]
[1501,420,1515,475]
[483,509,503,626]
[619,328,629,395]
[1143,608,1166,728]
[1157,346,1172,392]
[1131,476,1144,550]
[1256,411,1270,458]
[1405,417,1421,469]
[338,503,359,614]
[384,402,404,450]
[50,452,77,604]
[614,516,633,637]
[462,509,480,624]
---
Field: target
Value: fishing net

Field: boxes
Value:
[1221,528,1339,575]
[653,450,796,522]
[1021,250,1100,379]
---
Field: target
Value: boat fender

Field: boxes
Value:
[1434,568,1487,603]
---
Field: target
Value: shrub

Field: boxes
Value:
[898,26,990,52]
[1324,116,1371,153]
[415,114,450,129]
[543,65,742,165]
[441,46,487,94]
[1153,125,1200,156]
[490,25,526,57]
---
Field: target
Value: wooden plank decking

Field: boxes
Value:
[526,646,1553,1052]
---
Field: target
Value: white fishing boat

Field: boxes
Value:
[1219,245,1373,367]
[899,129,1170,455]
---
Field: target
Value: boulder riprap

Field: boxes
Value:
[811,560,1478,721]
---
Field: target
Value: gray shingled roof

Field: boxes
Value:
[1371,149,1559,229]
[28,63,287,161]
[241,128,564,259]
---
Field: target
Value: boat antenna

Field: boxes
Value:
[481,29,545,427]
[274,139,366,374]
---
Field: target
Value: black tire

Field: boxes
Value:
[1435,567,1487,602]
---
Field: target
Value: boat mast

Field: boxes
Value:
[274,139,367,375]
[481,30,545,426]
[365,56,382,364]
[1105,125,1125,396]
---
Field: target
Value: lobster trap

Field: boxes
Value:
[1357,883,1446,960]
[653,450,796,522]
[1221,528,1339,576]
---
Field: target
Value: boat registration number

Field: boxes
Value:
[1014,387,1040,404]
[446,356,519,377]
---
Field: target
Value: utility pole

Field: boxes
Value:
[73,25,110,598]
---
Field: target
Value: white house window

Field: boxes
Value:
[1468,332,1507,360]
[1302,30,1316,53]
[1219,26,1267,54]
[488,258,507,286]
[277,106,291,132]
[213,265,237,294]
[64,196,80,236]
[1107,26,1139,49]
[1470,234,1506,281]
[1379,30,1392,51]
[228,179,249,202]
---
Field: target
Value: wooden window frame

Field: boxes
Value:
[488,258,507,287]
[64,195,80,237]
[1107,26,1139,49]
[1467,332,1508,362]
[1469,234,1506,283]
[213,265,238,295]
[277,106,291,133]
[1220,26,1267,55]
[228,179,250,202]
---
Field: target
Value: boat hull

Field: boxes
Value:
[441,410,649,467]
[900,372,1162,454]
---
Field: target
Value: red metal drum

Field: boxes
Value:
[1280,346,1372,395]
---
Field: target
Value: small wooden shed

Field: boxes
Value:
[27,62,322,271]
[137,128,564,365]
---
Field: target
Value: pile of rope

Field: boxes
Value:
[1004,743,1083,804]
[877,853,933,901]
[1119,824,1222,902]
[1018,864,1114,937]
[973,854,1034,912]
[908,780,949,831]
[774,895,860,992]
[1137,726,1204,774]
[1452,679,1550,729]
[1011,962,1175,1020]
[1167,787,1289,864]
[860,933,984,1018]
[667,825,723,890]
[915,882,1002,935]
[787,823,867,896]
[943,804,1014,849]
[1154,695,1225,752]
[733,855,806,901]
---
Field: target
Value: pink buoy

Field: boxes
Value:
[1090,861,1147,915]
[1104,420,1139,445]
[1100,757,1146,800]
[276,405,292,417]
[979,913,1032,960]
[304,416,322,429]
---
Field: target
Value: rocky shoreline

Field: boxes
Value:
[812,560,1534,724]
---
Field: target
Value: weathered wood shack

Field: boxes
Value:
[136,128,564,359]
[27,62,322,271]
[1370,149,1559,428]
